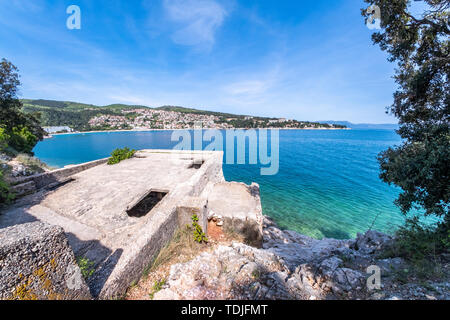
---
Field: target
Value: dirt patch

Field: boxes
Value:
[208,221,226,242]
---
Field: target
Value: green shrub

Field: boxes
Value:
[0,169,15,205]
[0,170,15,206]
[0,128,10,151]
[8,126,38,154]
[149,279,166,299]
[191,214,208,243]
[381,217,449,279]
[107,147,136,165]
[0,175,13,204]
[76,256,95,280]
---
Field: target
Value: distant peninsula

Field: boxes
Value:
[21,99,348,133]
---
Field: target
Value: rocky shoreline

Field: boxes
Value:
[153,216,449,300]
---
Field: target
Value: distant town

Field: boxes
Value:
[21,99,348,134]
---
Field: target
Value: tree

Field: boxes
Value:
[0,59,44,153]
[362,1,449,221]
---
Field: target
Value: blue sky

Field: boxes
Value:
[0,0,413,123]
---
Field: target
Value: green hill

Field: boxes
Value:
[20,99,146,131]
[20,99,347,131]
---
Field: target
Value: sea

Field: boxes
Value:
[33,129,416,239]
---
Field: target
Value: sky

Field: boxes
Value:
[0,0,423,124]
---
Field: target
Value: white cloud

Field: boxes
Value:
[224,80,270,95]
[163,0,227,46]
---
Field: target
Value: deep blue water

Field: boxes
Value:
[34,129,410,239]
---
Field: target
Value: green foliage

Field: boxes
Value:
[380,217,449,278]
[251,269,261,280]
[0,125,39,154]
[19,99,346,131]
[191,214,208,243]
[76,256,95,280]
[362,1,449,221]
[0,127,10,151]
[0,169,15,205]
[22,104,118,132]
[107,147,136,165]
[20,99,145,132]
[0,59,44,154]
[28,99,68,108]
[8,126,39,154]
[148,279,166,299]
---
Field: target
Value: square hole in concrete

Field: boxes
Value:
[188,160,205,169]
[126,190,168,217]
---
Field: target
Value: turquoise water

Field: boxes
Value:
[34,129,408,239]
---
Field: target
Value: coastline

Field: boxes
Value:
[45,126,351,138]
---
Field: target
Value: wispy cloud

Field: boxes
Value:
[163,0,227,46]
[224,80,270,95]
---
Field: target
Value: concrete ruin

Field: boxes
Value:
[0,150,263,299]
[208,182,263,247]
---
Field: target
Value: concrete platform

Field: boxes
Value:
[0,150,224,298]
[207,182,263,247]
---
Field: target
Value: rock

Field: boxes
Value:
[10,181,37,198]
[0,222,91,300]
[153,242,290,300]
[371,292,386,300]
[353,230,392,253]
[377,257,406,275]
[338,268,365,290]
[10,163,34,177]
[153,214,449,301]
[0,153,11,162]
[207,210,215,221]
[319,257,343,277]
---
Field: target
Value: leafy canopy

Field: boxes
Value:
[362,1,449,219]
[0,59,45,153]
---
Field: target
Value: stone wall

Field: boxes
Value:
[177,197,208,233]
[0,222,92,300]
[12,158,108,190]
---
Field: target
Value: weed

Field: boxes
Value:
[143,225,205,277]
[251,270,261,280]
[107,147,136,165]
[149,279,166,299]
[192,214,208,243]
[379,217,449,280]
[0,169,15,205]
[76,256,95,280]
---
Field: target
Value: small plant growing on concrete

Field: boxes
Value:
[192,214,208,244]
[107,147,136,165]
[76,256,95,280]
